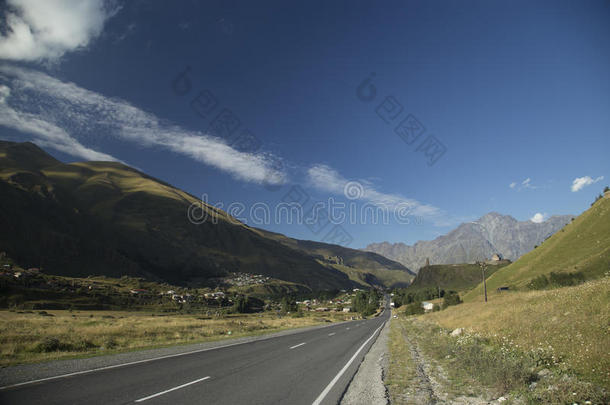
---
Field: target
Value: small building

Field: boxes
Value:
[422,301,434,312]
[491,253,502,261]
[342,307,351,313]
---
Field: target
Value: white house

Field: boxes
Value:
[422,301,434,312]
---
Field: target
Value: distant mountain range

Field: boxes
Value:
[0,140,413,291]
[465,190,609,299]
[364,212,573,272]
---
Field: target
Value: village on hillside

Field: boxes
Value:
[0,253,364,314]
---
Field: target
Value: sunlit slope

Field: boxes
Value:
[427,277,609,388]
[464,196,610,301]
[258,230,415,288]
[0,142,349,289]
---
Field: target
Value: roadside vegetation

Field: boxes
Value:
[352,289,382,316]
[465,194,610,300]
[390,277,609,404]
[0,256,376,367]
[0,308,350,367]
[385,313,418,404]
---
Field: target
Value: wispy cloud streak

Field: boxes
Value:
[0,65,286,184]
[306,164,451,225]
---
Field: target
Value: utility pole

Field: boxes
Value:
[479,261,488,302]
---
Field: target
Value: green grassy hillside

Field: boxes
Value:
[464,195,610,301]
[410,262,510,292]
[258,230,415,288]
[0,140,409,290]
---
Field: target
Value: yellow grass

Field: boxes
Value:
[0,310,349,367]
[386,311,418,403]
[425,277,610,387]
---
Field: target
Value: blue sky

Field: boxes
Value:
[0,0,608,248]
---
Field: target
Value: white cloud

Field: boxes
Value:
[509,177,537,191]
[306,164,443,220]
[0,0,118,63]
[0,65,287,185]
[571,176,604,192]
[530,212,547,223]
[0,84,118,161]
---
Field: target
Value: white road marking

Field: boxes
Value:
[346,327,350,330]
[290,342,306,349]
[134,376,210,402]
[328,333,336,336]
[311,323,384,405]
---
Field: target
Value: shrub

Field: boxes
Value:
[32,337,69,352]
[72,339,98,351]
[38,311,54,317]
[403,302,424,316]
[353,290,381,316]
[528,271,585,290]
[528,274,549,290]
[442,291,462,307]
[103,337,118,349]
[290,309,304,318]
[232,295,264,313]
[280,296,298,313]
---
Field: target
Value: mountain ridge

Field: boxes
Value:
[464,192,610,300]
[364,212,573,271]
[0,140,412,291]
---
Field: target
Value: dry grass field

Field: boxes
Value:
[426,277,609,388]
[0,309,350,367]
[389,278,609,403]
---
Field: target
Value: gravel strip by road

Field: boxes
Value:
[0,320,346,388]
[340,317,390,405]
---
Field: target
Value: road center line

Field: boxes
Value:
[328,333,336,336]
[289,342,306,349]
[312,323,384,405]
[134,376,210,402]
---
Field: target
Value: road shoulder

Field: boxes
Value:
[340,317,390,405]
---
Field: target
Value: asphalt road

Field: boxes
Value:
[0,308,389,405]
